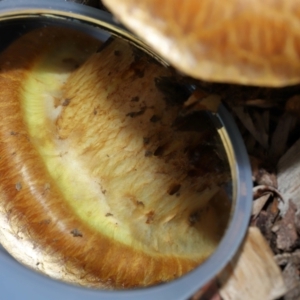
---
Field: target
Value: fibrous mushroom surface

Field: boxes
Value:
[103,0,300,87]
[0,27,231,288]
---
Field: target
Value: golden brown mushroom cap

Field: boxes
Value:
[102,0,300,87]
[0,27,230,288]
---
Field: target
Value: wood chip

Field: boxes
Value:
[245,99,277,108]
[189,280,221,300]
[270,112,297,161]
[286,95,300,119]
[278,138,300,215]
[250,156,277,188]
[245,135,256,155]
[252,193,272,219]
[253,185,284,201]
[253,111,269,146]
[275,250,300,266]
[294,210,300,235]
[257,170,278,188]
[218,227,286,300]
[197,94,221,113]
[262,110,270,133]
[252,211,275,246]
[184,89,221,113]
[249,156,278,189]
[274,201,298,252]
[267,197,280,223]
[282,263,300,300]
[232,107,268,149]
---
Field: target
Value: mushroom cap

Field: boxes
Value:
[102,0,300,87]
[0,27,231,288]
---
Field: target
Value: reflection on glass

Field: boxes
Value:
[0,19,232,289]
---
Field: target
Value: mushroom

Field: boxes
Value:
[102,0,300,87]
[0,27,231,288]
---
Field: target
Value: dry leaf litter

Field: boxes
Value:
[192,82,300,300]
